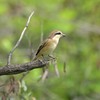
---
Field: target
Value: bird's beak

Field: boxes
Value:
[62,33,66,37]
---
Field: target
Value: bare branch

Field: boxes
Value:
[63,62,66,73]
[7,11,34,65]
[53,59,60,77]
[40,19,44,43]
[0,60,48,76]
[41,67,49,82]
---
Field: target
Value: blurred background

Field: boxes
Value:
[0,0,100,100]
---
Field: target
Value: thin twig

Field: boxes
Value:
[63,62,66,73]
[7,11,34,65]
[25,34,34,61]
[40,19,44,43]
[53,59,60,77]
[41,66,49,82]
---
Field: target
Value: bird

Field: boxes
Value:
[33,30,65,61]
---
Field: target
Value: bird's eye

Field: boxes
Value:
[55,32,61,35]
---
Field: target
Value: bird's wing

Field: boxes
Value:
[35,39,49,56]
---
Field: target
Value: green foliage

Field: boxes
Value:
[0,0,100,99]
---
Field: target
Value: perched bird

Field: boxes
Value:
[33,30,65,61]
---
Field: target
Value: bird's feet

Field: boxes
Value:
[48,55,56,61]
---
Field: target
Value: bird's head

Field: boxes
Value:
[48,30,65,40]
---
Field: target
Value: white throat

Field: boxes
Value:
[52,35,61,43]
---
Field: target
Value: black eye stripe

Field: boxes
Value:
[55,32,61,35]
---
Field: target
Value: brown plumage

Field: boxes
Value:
[33,30,65,60]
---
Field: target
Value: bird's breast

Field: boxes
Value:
[49,39,58,51]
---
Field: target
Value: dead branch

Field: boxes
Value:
[63,62,66,73]
[0,11,49,76]
[41,66,49,82]
[7,11,34,65]
[52,59,60,77]
[0,60,48,76]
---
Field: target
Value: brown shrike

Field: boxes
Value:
[33,30,65,61]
